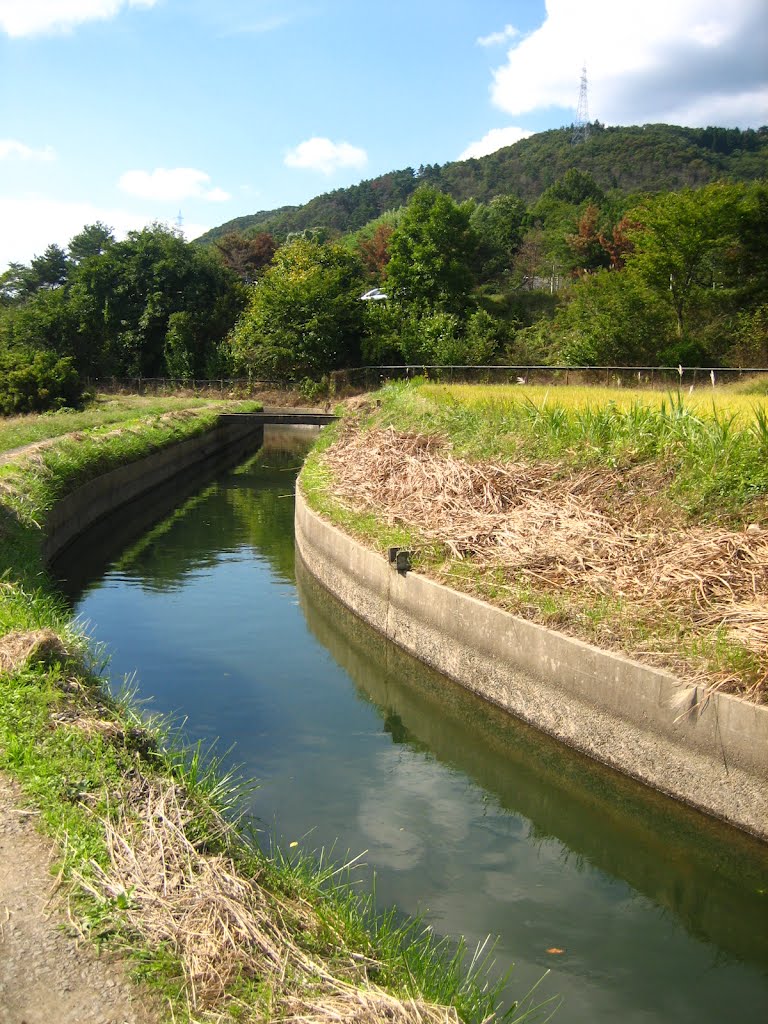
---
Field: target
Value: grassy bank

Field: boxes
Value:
[0,400,532,1024]
[302,381,768,701]
[0,393,237,455]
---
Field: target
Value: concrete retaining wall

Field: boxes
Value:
[43,417,263,562]
[295,485,768,841]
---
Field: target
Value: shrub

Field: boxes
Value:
[0,347,85,414]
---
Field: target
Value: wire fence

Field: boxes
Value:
[88,365,768,399]
[330,364,768,392]
[86,376,298,397]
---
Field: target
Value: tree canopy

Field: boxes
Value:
[229,238,365,379]
[386,186,478,315]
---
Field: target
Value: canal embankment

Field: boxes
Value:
[0,404,501,1024]
[295,485,768,838]
[295,381,768,840]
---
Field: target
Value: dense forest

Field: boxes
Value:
[1,123,767,413]
[199,123,768,243]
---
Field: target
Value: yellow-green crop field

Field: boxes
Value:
[420,382,768,421]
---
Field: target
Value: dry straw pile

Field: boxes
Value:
[321,427,768,697]
[0,628,69,675]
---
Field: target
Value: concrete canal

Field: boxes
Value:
[54,426,768,1023]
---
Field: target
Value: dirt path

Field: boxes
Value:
[0,772,162,1024]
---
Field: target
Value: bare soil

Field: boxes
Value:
[0,772,162,1024]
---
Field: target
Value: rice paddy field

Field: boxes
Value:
[305,379,768,701]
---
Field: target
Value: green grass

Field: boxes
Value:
[368,381,768,525]
[0,403,541,1024]
[0,393,240,455]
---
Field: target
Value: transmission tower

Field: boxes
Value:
[572,65,590,144]
[175,209,184,235]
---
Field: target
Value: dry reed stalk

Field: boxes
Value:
[79,779,293,1007]
[321,428,768,666]
[79,779,458,1023]
[282,984,461,1024]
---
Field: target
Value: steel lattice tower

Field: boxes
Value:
[572,65,590,144]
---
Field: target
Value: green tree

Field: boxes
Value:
[386,186,478,315]
[625,183,742,338]
[68,222,115,264]
[70,224,243,378]
[0,263,33,306]
[25,244,70,294]
[229,239,364,379]
[554,268,673,365]
[470,194,527,280]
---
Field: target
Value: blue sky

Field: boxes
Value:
[1,0,766,269]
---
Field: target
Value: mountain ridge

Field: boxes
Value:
[198,122,768,245]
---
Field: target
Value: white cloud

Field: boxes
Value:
[459,125,533,160]
[0,138,56,161]
[490,0,768,128]
[0,0,157,37]
[476,24,518,47]
[0,195,209,270]
[284,137,368,175]
[118,167,231,203]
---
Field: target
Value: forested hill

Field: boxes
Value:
[199,123,768,243]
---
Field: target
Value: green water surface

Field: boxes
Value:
[56,427,768,1024]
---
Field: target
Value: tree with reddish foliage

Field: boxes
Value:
[565,204,609,275]
[357,223,394,279]
[598,216,637,270]
[215,232,277,282]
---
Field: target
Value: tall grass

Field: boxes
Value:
[373,381,768,523]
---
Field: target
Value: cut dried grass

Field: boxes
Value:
[80,779,459,1023]
[0,628,69,676]
[320,428,768,694]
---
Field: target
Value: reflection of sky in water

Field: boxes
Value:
[67,436,768,1024]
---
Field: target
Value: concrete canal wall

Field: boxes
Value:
[43,417,263,562]
[294,485,768,841]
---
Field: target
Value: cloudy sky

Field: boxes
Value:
[0,0,766,268]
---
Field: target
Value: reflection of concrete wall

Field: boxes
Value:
[296,557,768,969]
[294,486,768,841]
[44,418,263,562]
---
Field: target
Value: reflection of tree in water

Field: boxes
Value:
[383,710,409,745]
[111,487,220,592]
[102,439,311,593]
[224,446,306,583]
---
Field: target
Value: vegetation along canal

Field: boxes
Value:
[55,426,768,1023]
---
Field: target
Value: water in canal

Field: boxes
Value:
[55,427,768,1024]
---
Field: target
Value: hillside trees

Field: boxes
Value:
[0,223,245,411]
[368,186,478,315]
[229,239,365,379]
[624,183,742,340]
[534,179,768,367]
